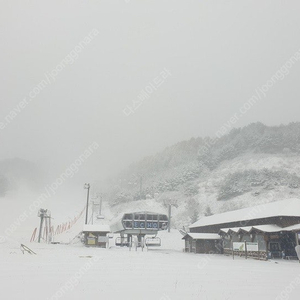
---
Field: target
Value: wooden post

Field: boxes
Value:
[245,241,247,259]
[30,228,37,242]
[232,241,234,260]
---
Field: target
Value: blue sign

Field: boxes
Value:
[132,221,159,229]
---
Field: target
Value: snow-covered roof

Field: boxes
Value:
[123,211,166,215]
[219,226,252,234]
[219,224,285,234]
[227,227,240,233]
[251,224,283,233]
[238,226,253,232]
[282,224,300,232]
[190,198,300,229]
[182,233,221,240]
[83,224,110,232]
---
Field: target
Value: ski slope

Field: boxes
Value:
[1,188,299,300]
[0,241,299,300]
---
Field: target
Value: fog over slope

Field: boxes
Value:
[103,122,300,227]
[1,122,300,240]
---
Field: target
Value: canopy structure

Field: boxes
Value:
[182,233,221,240]
[83,224,110,233]
[110,211,168,235]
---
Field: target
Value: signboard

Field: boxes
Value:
[133,221,158,229]
[147,222,158,229]
[233,242,245,251]
[87,237,96,245]
[246,242,259,251]
[233,242,258,252]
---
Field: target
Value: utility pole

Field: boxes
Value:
[97,193,104,219]
[38,211,44,243]
[84,183,90,225]
[168,204,171,233]
[139,175,143,200]
[99,193,102,215]
[91,201,94,225]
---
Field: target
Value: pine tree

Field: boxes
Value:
[204,206,213,217]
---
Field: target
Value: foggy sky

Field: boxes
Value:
[1,0,300,183]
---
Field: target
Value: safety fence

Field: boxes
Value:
[30,207,86,243]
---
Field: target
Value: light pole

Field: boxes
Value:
[99,193,102,215]
[168,204,171,233]
[84,183,90,225]
[97,193,104,219]
[139,175,143,200]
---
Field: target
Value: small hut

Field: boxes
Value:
[182,233,222,254]
[82,224,111,248]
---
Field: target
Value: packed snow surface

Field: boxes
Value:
[0,236,299,300]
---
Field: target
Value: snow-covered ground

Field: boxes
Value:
[0,238,299,300]
[1,172,300,300]
[1,199,299,300]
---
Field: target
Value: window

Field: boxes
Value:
[146,215,153,221]
[125,221,132,229]
[161,215,168,221]
[124,214,133,220]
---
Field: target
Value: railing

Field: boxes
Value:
[115,237,129,247]
[145,237,161,248]
[223,248,267,260]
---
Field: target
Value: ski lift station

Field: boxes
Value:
[111,211,168,247]
[82,224,111,248]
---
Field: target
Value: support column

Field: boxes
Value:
[120,233,125,246]
[168,204,171,233]
[38,214,44,243]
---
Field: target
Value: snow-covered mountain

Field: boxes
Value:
[2,122,300,241]
[105,122,300,228]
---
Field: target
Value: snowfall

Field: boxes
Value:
[1,191,300,300]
